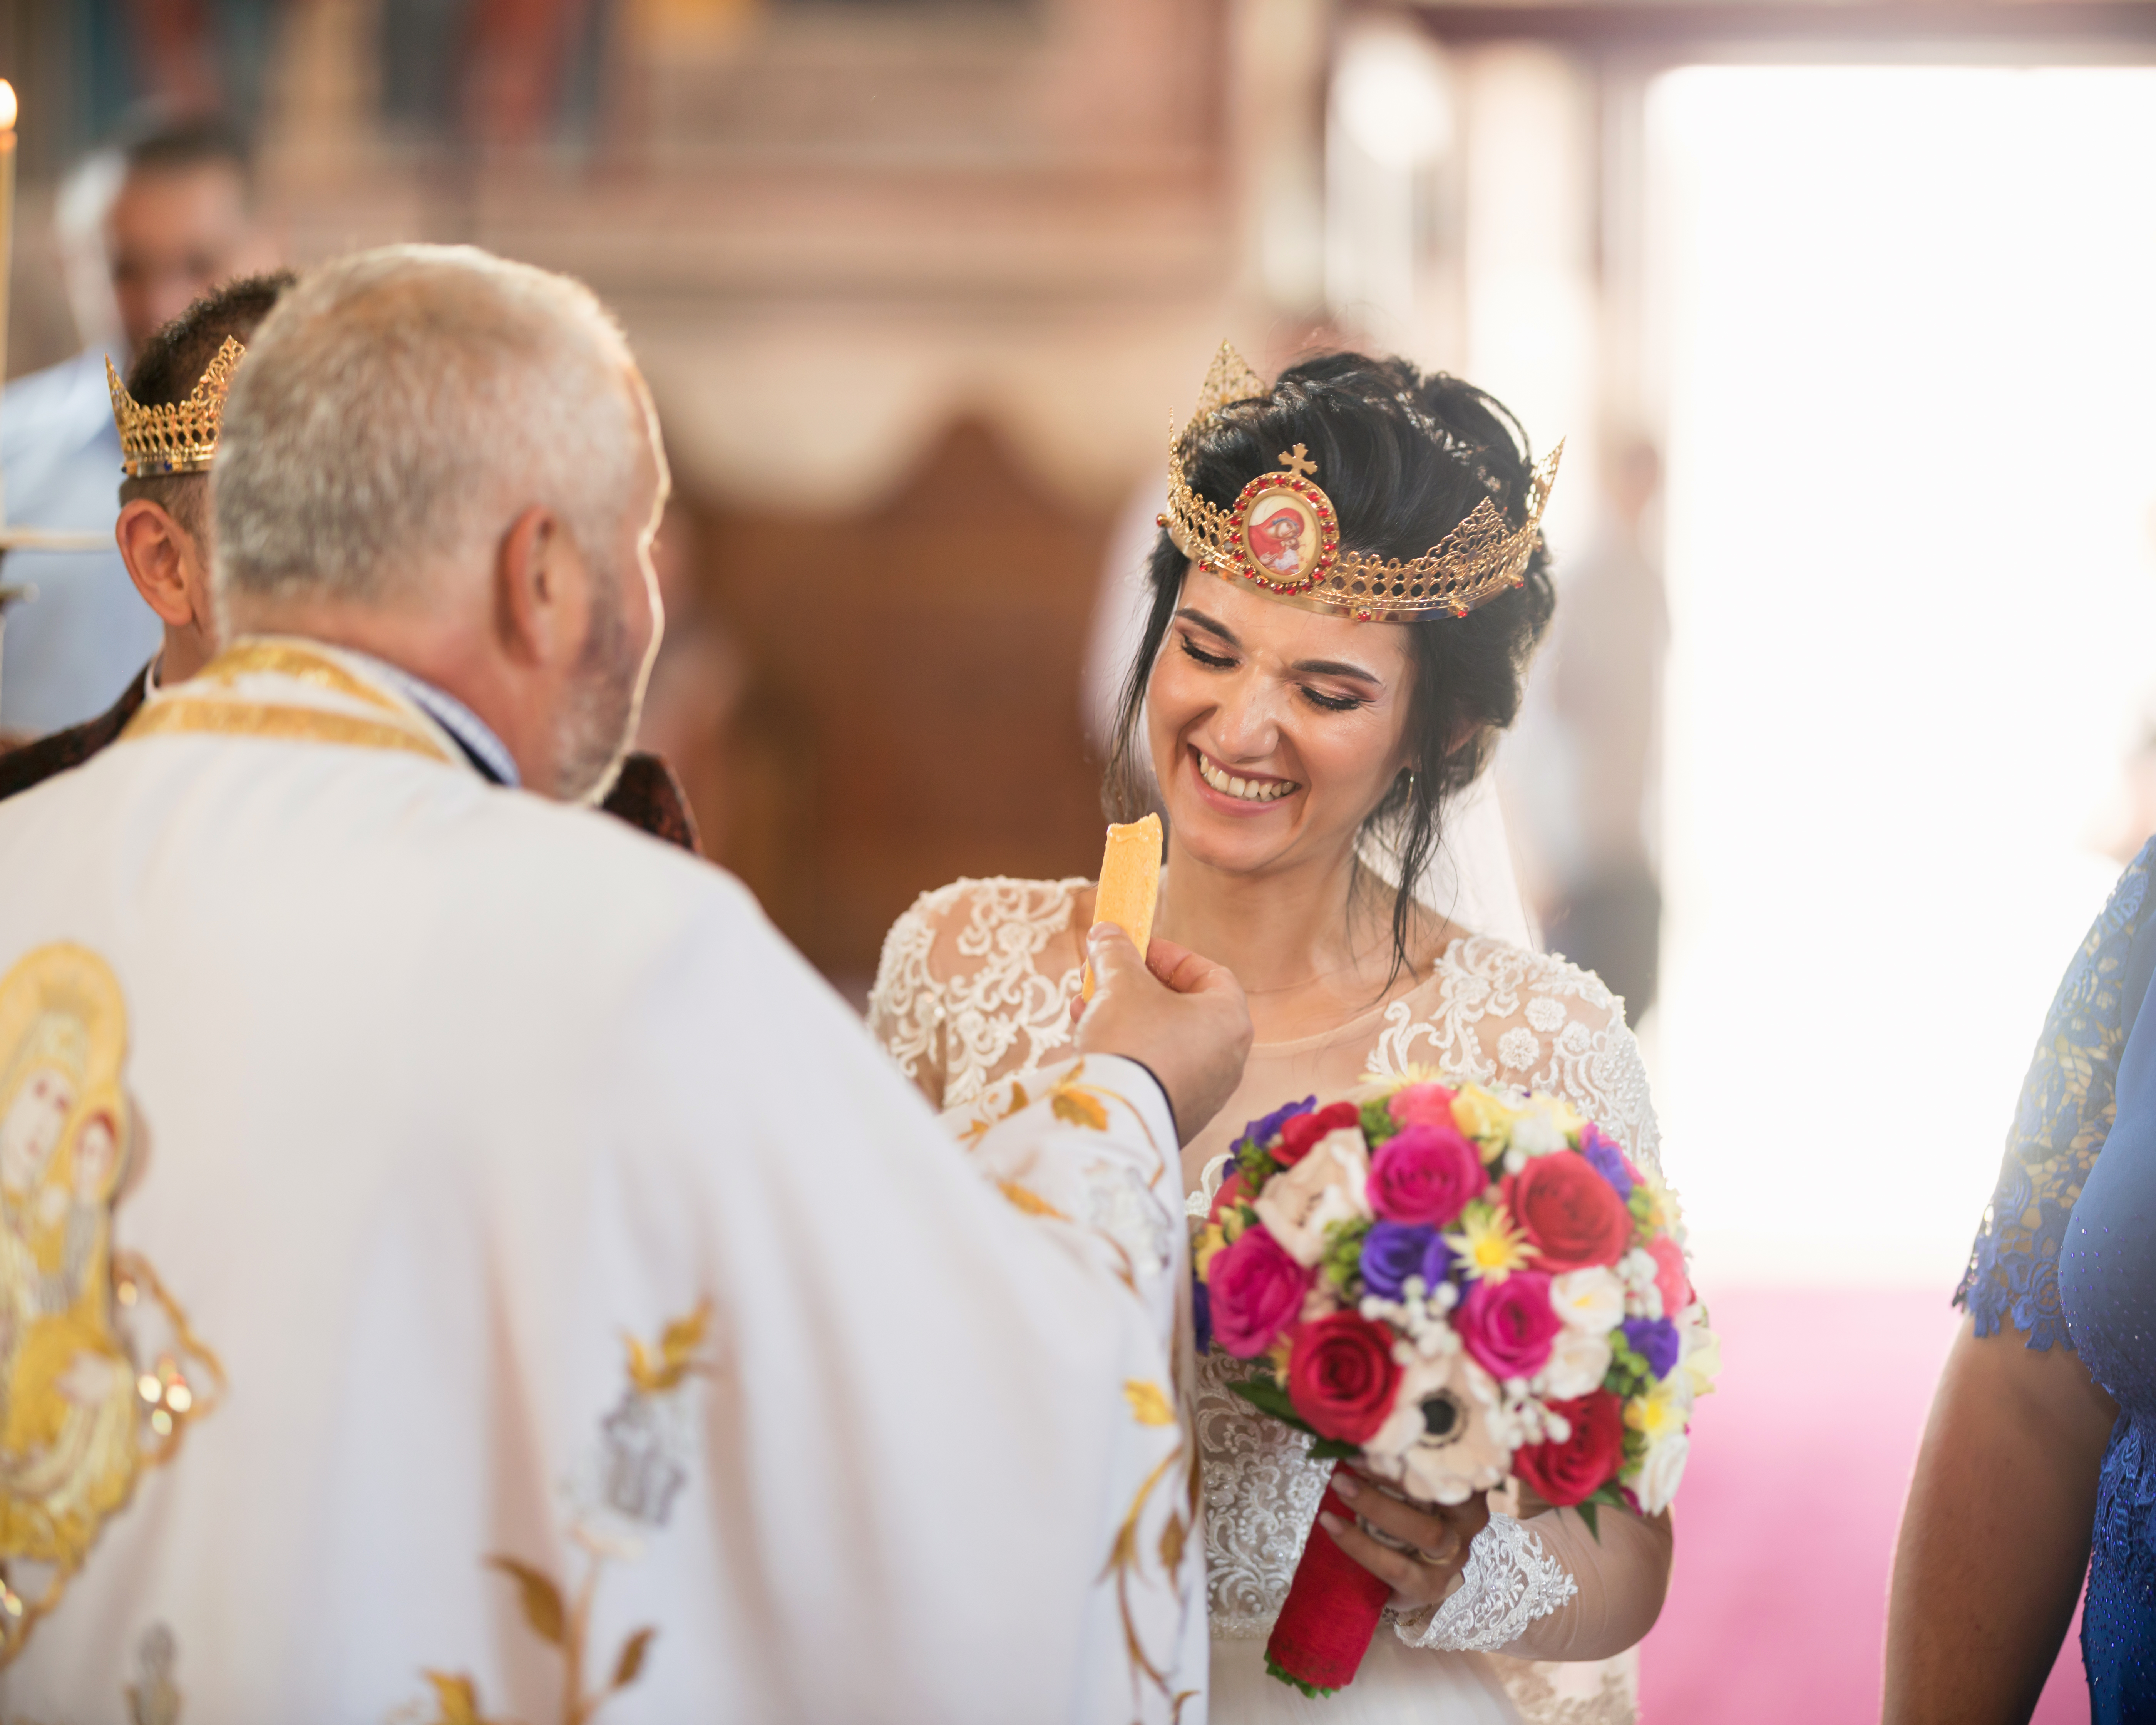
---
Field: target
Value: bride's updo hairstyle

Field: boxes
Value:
[1106,350,1556,980]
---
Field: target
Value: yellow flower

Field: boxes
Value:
[1194,1222,1227,1277]
[1631,1168,1673,1235]
[1264,1334,1295,1378]
[1625,1378,1690,1445]
[1450,1085,1518,1159]
[1220,1208,1248,1244]
[1445,1202,1536,1283]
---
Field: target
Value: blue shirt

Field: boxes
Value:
[1962,839,2156,1720]
[0,349,162,732]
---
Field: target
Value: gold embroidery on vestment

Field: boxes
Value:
[121,699,454,765]
[0,946,217,1666]
[194,638,405,715]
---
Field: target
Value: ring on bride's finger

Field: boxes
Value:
[1411,1546,1451,1566]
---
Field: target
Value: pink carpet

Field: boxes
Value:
[1641,1286,2087,1723]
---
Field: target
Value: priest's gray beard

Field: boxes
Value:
[559,561,642,805]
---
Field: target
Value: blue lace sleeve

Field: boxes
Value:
[1956,841,2156,1350]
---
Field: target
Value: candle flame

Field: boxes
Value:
[0,83,15,135]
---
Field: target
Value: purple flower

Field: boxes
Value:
[1580,1125,1635,1199]
[1622,1316,1681,1379]
[1194,1278,1213,1355]
[1241,1095,1317,1153]
[1359,1222,1453,1300]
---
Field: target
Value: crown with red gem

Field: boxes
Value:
[1158,341,1563,622]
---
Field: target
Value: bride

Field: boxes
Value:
[869,347,1674,1724]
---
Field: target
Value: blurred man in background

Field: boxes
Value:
[0,114,279,735]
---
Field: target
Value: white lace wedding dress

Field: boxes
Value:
[869,877,1673,1725]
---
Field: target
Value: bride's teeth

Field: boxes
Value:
[1197,752,1294,802]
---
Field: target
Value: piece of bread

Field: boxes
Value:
[1081,812,1163,1002]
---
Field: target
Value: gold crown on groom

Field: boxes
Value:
[106,335,246,479]
[1159,341,1562,623]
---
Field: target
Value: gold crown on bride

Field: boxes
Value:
[1158,341,1563,623]
[106,335,246,478]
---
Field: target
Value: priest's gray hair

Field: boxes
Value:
[212,243,646,605]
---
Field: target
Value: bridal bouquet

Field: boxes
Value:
[1192,1076,1716,1696]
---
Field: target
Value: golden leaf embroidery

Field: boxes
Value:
[612,1626,657,1689]
[625,1300,712,1395]
[487,1554,566,1647]
[961,1078,1034,1146]
[420,1671,489,1725]
[1158,1512,1187,1572]
[1123,1379,1174,1427]
[1051,1085,1111,1131]
[997,1180,1068,1221]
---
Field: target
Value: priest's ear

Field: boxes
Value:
[114,487,212,632]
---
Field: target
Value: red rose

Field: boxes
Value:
[1367,1122,1485,1227]
[1208,1168,1250,1224]
[1503,1154,1632,1273]
[1513,1390,1624,1507]
[1207,1226,1312,1358]
[1286,1311,1402,1444]
[1275,1101,1363,1166]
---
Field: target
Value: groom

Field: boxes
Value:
[0,245,1246,1720]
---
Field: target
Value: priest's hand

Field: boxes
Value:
[1073,923,1251,1145]
[1320,1469,1491,1609]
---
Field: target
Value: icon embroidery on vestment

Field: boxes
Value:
[0,943,221,1664]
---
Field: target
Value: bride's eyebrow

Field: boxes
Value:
[1176,607,1382,686]
[1291,657,1382,686]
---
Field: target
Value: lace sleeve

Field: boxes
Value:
[1395,1513,1578,1652]
[1367,935,1662,1174]
[868,888,953,1109]
[1957,840,2156,1350]
[865,877,1089,1114]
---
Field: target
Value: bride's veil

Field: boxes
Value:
[1356,770,1538,953]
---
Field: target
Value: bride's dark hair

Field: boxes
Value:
[1104,348,1557,983]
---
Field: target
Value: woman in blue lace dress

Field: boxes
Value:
[1887,838,2156,1723]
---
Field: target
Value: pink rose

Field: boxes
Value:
[1457,1271,1562,1382]
[1648,1236,1693,1316]
[1207,1225,1312,1358]
[1387,1082,1458,1130]
[1367,1122,1483,1228]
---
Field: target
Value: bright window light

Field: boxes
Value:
[1649,66,2156,1285]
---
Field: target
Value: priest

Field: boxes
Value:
[0,274,699,852]
[0,244,1246,1722]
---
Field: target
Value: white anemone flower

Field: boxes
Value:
[1632,1432,1690,1515]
